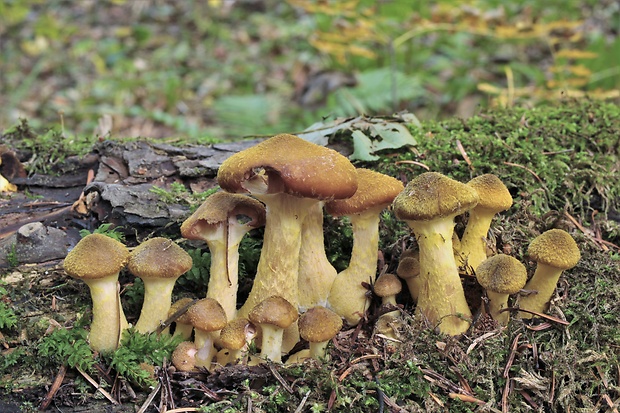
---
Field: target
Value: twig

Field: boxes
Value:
[501,307,569,325]
[466,331,502,354]
[502,162,543,183]
[503,334,522,378]
[269,364,294,394]
[394,160,430,170]
[76,366,119,405]
[350,354,383,364]
[38,364,66,411]
[456,140,473,169]
[164,408,201,413]
[449,392,486,405]
[375,377,385,413]
[137,382,161,413]
[293,390,311,413]
[564,211,620,252]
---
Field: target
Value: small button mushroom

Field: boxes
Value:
[459,174,513,274]
[326,168,404,326]
[187,298,228,370]
[518,229,580,319]
[476,254,527,325]
[217,318,256,367]
[396,249,421,303]
[63,233,129,352]
[128,237,193,334]
[392,172,479,335]
[294,306,343,362]
[172,341,197,372]
[374,273,403,341]
[248,296,298,363]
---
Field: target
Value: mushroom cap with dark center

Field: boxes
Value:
[393,172,479,221]
[325,168,404,216]
[467,174,513,213]
[64,234,129,279]
[527,229,581,270]
[187,298,228,332]
[476,254,527,294]
[298,306,343,343]
[217,134,358,200]
[220,318,255,351]
[373,273,402,298]
[396,250,420,281]
[249,296,298,329]
[128,237,193,279]
[181,191,266,240]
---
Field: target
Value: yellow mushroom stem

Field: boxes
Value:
[328,206,383,326]
[298,202,337,311]
[460,208,496,272]
[135,278,179,333]
[259,323,286,363]
[485,290,511,325]
[194,333,218,370]
[83,277,128,352]
[518,263,564,319]
[408,218,472,335]
[204,223,248,320]
[236,193,315,352]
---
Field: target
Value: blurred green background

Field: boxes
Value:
[1,0,618,143]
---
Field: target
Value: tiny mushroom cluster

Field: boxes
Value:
[63,133,581,369]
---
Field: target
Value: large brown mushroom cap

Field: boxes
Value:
[393,172,479,221]
[249,296,299,329]
[476,254,527,295]
[180,191,266,240]
[527,229,581,270]
[64,234,129,280]
[467,174,513,213]
[128,237,193,279]
[325,168,404,216]
[298,306,343,343]
[217,134,358,200]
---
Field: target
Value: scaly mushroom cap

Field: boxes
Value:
[528,229,581,270]
[476,255,527,295]
[249,296,299,329]
[220,318,255,351]
[325,169,404,216]
[128,237,192,279]
[217,134,358,200]
[298,306,343,343]
[393,172,479,221]
[64,234,129,279]
[373,273,402,298]
[396,249,420,281]
[467,174,513,213]
[187,298,228,333]
[171,341,197,372]
[180,191,266,240]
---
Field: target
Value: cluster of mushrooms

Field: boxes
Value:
[63,133,581,372]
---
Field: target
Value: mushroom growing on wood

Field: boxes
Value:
[518,229,580,319]
[63,233,129,352]
[459,174,512,273]
[248,296,298,363]
[181,191,266,320]
[217,134,357,351]
[392,172,479,335]
[128,237,193,334]
[476,254,527,325]
[326,168,404,325]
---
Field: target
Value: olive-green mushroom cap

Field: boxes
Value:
[249,296,298,329]
[217,134,358,200]
[476,254,527,294]
[64,234,129,280]
[181,191,266,240]
[325,169,404,216]
[467,174,513,212]
[393,172,479,221]
[187,298,228,332]
[220,318,255,351]
[128,237,193,279]
[527,229,580,270]
[298,306,343,343]
[373,273,402,297]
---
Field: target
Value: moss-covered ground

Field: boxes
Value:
[1,99,619,412]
